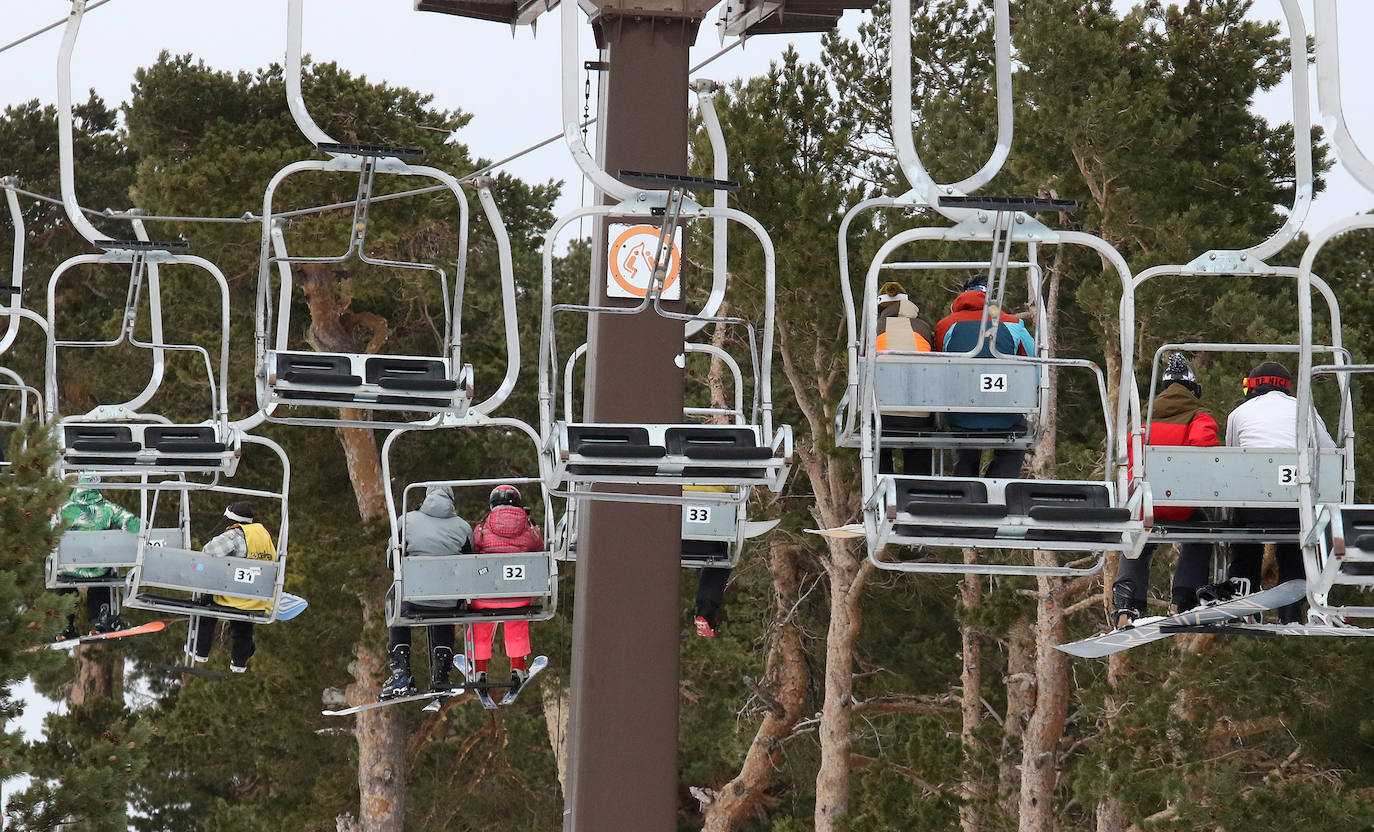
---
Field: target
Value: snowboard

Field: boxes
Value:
[35,620,166,652]
[1160,621,1374,638]
[277,593,309,621]
[1056,580,1307,658]
[322,685,466,717]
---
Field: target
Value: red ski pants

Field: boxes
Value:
[471,620,530,661]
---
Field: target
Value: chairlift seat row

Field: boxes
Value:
[548,423,791,492]
[45,527,181,590]
[123,544,284,624]
[879,475,1144,553]
[58,423,237,473]
[265,351,472,414]
[386,550,557,627]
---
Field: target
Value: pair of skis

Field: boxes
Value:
[321,654,548,716]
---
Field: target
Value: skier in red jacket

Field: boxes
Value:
[1112,353,1218,629]
[469,484,543,691]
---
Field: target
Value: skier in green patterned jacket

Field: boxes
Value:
[56,481,141,639]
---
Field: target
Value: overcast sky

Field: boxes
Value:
[3,0,1372,232]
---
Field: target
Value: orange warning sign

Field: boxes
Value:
[607,224,681,299]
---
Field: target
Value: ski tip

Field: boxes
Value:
[804,525,864,539]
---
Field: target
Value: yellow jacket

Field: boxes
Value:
[212,523,278,612]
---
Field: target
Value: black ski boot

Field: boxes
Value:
[1110,584,1142,630]
[56,615,79,642]
[429,646,455,693]
[91,604,127,635]
[1197,577,1250,606]
[380,645,416,700]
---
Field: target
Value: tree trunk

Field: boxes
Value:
[1096,798,1128,832]
[346,597,406,832]
[999,616,1034,816]
[1029,243,1064,473]
[541,679,570,796]
[699,541,808,831]
[70,644,117,706]
[1017,557,1070,832]
[959,553,986,832]
[300,263,399,829]
[814,549,870,831]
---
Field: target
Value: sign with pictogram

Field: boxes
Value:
[606,223,682,300]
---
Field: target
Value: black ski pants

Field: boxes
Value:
[694,567,731,629]
[1113,509,1212,613]
[195,616,256,666]
[1227,508,1305,624]
[388,625,456,654]
[954,448,1026,479]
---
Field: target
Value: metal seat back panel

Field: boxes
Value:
[873,359,1038,414]
[134,546,279,600]
[399,552,552,602]
[1146,447,1344,506]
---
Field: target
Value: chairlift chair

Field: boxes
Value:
[381,419,558,628]
[537,3,791,504]
[1291,0,1374,623]
[47,5,238,477]
[121,433,292,626]
[254,0,518,429]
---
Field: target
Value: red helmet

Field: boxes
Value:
[489,484,523,509]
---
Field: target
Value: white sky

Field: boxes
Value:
[2,0,1372,227]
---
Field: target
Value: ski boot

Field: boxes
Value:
[429,646,455,693]
[56,616,80,642]
[230,641,257,674]
[1110,607,1140,631]
[379,645,416,700]
[509,667,529,697]
[90,604,127,635]
[1196,577,1251,606]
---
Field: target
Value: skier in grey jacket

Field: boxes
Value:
[381,484,473,699]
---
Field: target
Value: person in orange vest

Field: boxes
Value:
[873,281,934,475]
[191,502,277,672]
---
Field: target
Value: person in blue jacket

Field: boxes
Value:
[934,274,1036,478]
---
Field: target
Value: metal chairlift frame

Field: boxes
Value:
[380,419,558,628]
[1,179,47,439]
[122,433,292,624]
[1123,0,1369,592]
[254,0,511,429]
[537,11,791,503]
[835,0,1145,577]
[1294,0,1374,622]
[858,215,1146,576]
[46,3,238,478]
[836,0,1014,452]
[557,342,756,566]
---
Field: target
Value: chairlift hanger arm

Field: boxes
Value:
[1314,0,1374,193]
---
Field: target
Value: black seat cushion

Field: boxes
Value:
[65,425,133,448]
[665,427,766,458]
[569,427,665,458]
[366,357,458,391]
[682,540,731,561]
[1004,481,1111,516]
[145,427,225,453]
[278,353,361,386]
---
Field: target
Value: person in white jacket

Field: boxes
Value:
[1204,362,1333,622]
